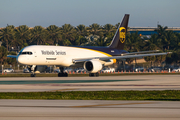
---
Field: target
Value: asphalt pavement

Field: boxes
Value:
[0,75,180,92]
[0,100,180,120]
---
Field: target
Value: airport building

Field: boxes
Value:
[129,27,180,36]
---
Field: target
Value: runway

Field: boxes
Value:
[0,75,180,92]
[1,75,180,120]
[0,99,180,120]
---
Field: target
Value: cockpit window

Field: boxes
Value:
[20,51,33,55]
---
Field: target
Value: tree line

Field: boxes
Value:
[0,23,180,66]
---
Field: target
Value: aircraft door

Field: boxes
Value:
[33,50,37,58]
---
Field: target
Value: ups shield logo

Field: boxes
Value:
[119,27,126,43]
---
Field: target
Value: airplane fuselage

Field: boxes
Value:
[17,45,128,67]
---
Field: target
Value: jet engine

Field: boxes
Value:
[83,60,103,73]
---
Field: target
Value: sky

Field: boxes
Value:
[0,0,180,28]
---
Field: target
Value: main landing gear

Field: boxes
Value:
[89,72,99,77]
[58,67,68,77]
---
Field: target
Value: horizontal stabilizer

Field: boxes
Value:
[122,50,160,55]
[7,55,17,58]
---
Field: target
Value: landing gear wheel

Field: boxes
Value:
[58,67,68,77]
[58,72,63,77]
[89,73,99,77]
[64,72,68,77]
[31,74,36,77]
[95,72,99,77]
[58,72,68,77]
[89,73,94,77]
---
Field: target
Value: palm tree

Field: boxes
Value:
[61,24,73,39]
[125,31,142,52]
[46,25,61,45]
[103,24,116,39]
[155,25,169,51]
[0,46,7,65]
[174,33,180,50]
[103,24,114,33]
[61,24,77,45]
[6,51,17,65]
[74,24,89,46]
[0,25,15,51]
[76,24,87,36]
[143,34,159,51]
[14,25,30,49]
[92,30,111,46]
[62,39,72,46]
[164,30,175,50]
[125,32,144,66]
[155,25,168,36]
[95,36,109,46]
[144,56,156,67]
[155,54,166,64]
[30,26,47,45]
[75,35,87,46]
[89,23,100,35]
[115,23,120,29]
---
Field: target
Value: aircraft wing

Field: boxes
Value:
[121,50,160,55]
[7,55,17,58]
[73,52,171,63]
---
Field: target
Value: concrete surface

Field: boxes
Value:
[0,100,180,120]
[0,75,180,92]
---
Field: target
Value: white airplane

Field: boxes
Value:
[7,14,171,77]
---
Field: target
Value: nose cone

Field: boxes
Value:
[17,55,26,64]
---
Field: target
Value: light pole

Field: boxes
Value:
[2,65,3,74]
[18,64,19,72]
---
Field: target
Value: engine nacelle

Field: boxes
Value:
[83,60,103,73]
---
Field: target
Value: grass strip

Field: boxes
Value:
[0,90,180,101]
[0,72,180,77]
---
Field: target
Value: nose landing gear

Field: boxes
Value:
[30,65,37,77]
[31,73,36,77]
